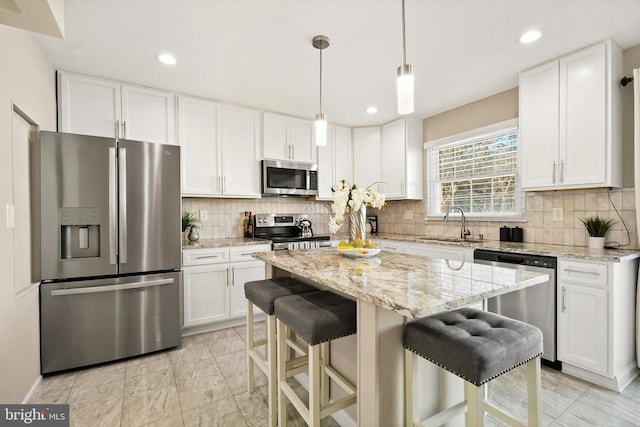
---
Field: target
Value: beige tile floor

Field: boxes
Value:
[30,321,640,427]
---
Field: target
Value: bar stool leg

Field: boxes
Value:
[404,349,414,427]
[247,300,255,393]
[309,344,321,427]
[464,381,484,427]
[267,314,277,427]
[320,341,330,407]
[277,319,288,427]
[526,358,542,427]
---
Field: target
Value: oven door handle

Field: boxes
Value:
[50,278,174,296]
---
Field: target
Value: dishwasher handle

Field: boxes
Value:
[495,254,527,265]
[51,278,174,296]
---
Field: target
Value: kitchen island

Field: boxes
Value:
[252,248,549,427]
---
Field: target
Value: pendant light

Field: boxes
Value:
[313,35,329,146]
[397,0,414,114]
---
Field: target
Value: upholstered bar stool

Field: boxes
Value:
[403,307,543,427]
[274,290,357,427]
[244,277,318,427]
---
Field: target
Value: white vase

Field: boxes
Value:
[588,236,605,249]
[349,205,367,242]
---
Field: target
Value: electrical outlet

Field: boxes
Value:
[552,208,563,221]
[200,210,209,221]
[404,210,413,220]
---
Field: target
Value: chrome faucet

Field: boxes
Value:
[443,206,471,239]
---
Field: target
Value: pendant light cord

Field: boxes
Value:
[319,47,323,114]
[401,0,407,66]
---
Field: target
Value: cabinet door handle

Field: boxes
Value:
[223,176,227,193]
[122,120,127,138]
[562,287,566,313]
[563,268,600,277]
[231,266,235,285]
[552,161,557,184]
[195,255,220,260]
[292,145,295,159]
[115,120,120,138]
[560,160,565,183]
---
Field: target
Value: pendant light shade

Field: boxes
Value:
[313,35,330,146]
[397,0,414,115]
[315,112,327,147]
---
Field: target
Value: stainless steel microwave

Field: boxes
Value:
[261,159,318,196]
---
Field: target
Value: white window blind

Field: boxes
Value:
[425,120,524,220]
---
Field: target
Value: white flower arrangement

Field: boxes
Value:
[328,179,386,234]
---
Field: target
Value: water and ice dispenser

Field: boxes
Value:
[60,207,101,259]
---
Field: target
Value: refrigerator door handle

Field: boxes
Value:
[51,278,175,296]
[119,147,128,264]
[109,147,117,264]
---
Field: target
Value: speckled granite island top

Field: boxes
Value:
[253,248,549,319]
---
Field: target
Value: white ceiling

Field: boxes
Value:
[35,0,640,127]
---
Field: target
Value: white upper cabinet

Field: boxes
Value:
[178,96,220,196]
[352,126,381,193]
[121,85,176,145]
[262,112,316,163]
[58,72,176,145]
[219,104,261,197]
[317,125,353,200]
[380,117,423,200]
[179,96,261,198]
[353,118,423,200]
[519,40,622,191]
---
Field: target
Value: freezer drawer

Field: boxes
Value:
[40,271,181,374]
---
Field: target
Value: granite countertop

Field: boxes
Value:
[182,237,271,249]
[253,248,548,319]
[370,233,640,262]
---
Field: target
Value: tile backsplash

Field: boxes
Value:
[183,187,638,249]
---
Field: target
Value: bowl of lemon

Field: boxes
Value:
[336,239,381,258]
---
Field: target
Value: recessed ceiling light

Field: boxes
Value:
[157,53,177,65]
[520,30,542,44]
[366,106,378,114]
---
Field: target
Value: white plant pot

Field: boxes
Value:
[588,236,605,249]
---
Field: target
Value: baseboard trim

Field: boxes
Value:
[562,363,640,392]
[22,375,42,404]
[181,314,265,337]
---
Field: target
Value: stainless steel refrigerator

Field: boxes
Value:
[32,131,182,374]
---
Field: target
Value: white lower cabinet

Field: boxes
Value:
[183,263,229,326]
[557,258,639,391]
[182,244,270,329]
[558,282,608,374]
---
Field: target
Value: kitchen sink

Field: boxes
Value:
[416,236,484,244]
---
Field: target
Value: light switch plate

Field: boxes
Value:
[552,208,563,221]
[404,210,413,220]
[200,210,208,221]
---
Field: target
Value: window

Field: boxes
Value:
[425,119,524,220]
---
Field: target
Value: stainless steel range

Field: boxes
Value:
[253,213,331,250]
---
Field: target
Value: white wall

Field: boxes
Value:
[0,24,55,403]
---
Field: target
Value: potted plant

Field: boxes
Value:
[182,210,200,241]
[580,215,615,249]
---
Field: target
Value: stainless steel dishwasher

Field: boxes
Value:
[474,249,560,369]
